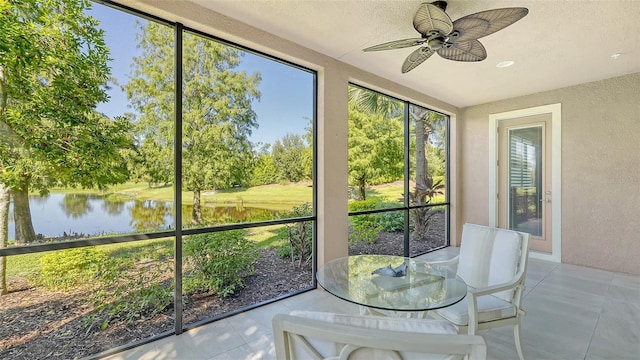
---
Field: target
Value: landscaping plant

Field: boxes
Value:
[348,199,383,245]
[278,203,313,268]
[183,230,258,297]
[405,176,444,239]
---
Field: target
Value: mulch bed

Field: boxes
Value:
[0,212,445,360]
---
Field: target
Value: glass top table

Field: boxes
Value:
[316,254,467,312]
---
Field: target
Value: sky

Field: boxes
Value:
[87,2,314,146]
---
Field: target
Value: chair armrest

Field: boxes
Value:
[468,264,527,298]
[467,277,521,298]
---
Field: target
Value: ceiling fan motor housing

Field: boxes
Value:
[427,37,445,50]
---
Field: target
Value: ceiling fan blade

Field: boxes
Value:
[363,38,426,52]
[413,2,453,36]
[437,40,487,62]
[402,46,435,73]
[449,7,528,43]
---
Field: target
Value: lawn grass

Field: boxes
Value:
[202,184,312,210]
[365,182,446,205]
[50,182,312,210]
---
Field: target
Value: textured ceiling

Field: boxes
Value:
[190,0,640,108]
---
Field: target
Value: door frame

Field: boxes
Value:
[488,103,562,263]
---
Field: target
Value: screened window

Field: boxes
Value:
[0,2,316,358]
[347,85,450,257]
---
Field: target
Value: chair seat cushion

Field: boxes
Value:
[435,294,517,326]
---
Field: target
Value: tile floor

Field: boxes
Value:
[103,248,640,360]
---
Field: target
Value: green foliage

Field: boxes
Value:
[377,211,405,232]
[183,230,258,297]
[348,199,381,213]
[37,248,109,291]
[427,145,446,177]
[347,107,404,200]
[272,133,309,183]
[37,246,174,330]
[278,203,313,267]
[250,151,277,186]
[406,176,445,239]
[348,199,383,244]
[85,260,173,331]
[348,85,403,118]
[0,0,132,192]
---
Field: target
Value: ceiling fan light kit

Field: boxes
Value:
[363,1,528,73]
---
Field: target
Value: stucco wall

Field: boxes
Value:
[460,73,640,275]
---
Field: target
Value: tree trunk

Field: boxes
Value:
[191,189,202,225]
[411,107,429,192]
[0,183,9,295]
[13,184,37,245]
[358,177,366,201]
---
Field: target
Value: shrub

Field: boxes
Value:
[183,230,258,297]
[38,247,109,291]
[377,211,405,232]
[348,199,381,213]
[348,199,383,245]
[277,203,313,267]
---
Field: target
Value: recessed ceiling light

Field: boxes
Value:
[611,53,622,59]
[496,60,515,68]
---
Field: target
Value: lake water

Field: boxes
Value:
[7,193,281,241]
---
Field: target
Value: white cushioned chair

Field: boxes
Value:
[430,223,530,360]
[272,311,486,360]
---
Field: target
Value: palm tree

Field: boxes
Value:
[348,85,434,191]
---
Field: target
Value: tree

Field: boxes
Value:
[272,133,308,183]
[302,118,313,181]
[250,144,277,186]
[348,85,403,118]
[0,0,132,249]
[347,107,403,200]
[126,24,261,224]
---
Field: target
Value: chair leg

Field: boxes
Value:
[513,323,525,360]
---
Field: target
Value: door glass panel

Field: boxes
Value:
[508,126,542,236]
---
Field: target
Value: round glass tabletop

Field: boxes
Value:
[316,254,467,312]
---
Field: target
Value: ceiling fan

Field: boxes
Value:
[363,1,528,73]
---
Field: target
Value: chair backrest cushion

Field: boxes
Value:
[284,311,469,360]
[292,310,457,334]
[457,223,523,302]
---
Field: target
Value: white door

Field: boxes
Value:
[489,104,562,262]
[498,115,552,253]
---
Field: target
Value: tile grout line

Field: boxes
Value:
[582,273,612,360]
[523,262,558,298]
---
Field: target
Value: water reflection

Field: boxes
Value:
[130,200,172,231]
[8,193,282,240]
[60,194,95,219]
[101,198,126,216]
